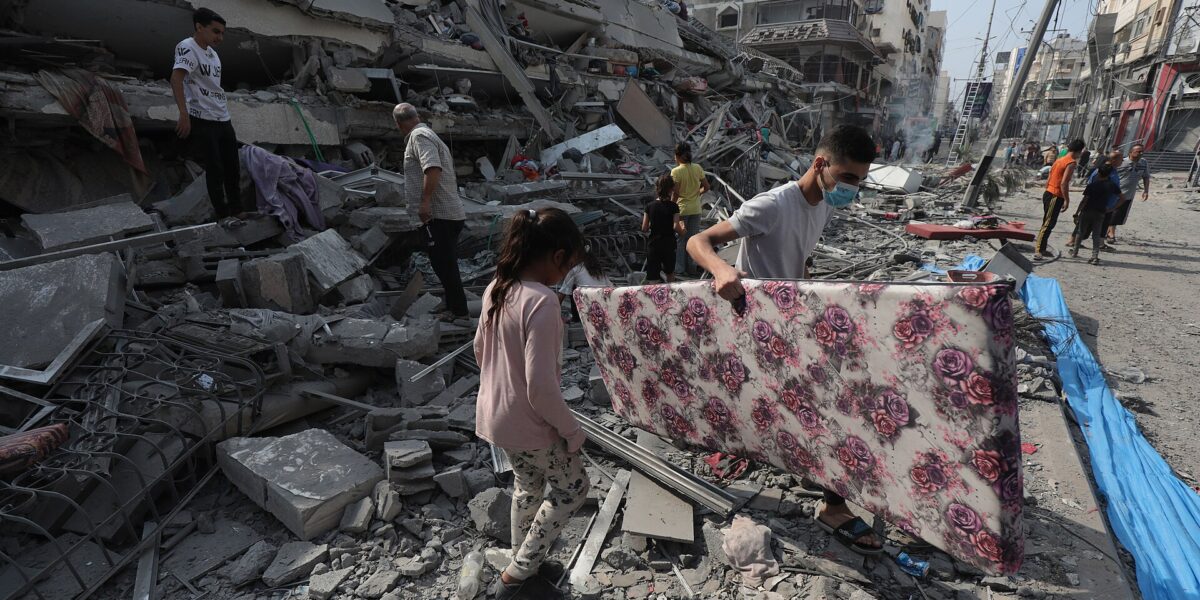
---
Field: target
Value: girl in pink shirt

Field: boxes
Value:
[474,208,589,600]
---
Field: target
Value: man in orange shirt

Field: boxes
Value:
[1034,139,1085,261]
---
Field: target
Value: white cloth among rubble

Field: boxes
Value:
[721,515,780,587]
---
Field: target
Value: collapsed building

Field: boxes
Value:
[0,1,1141,600]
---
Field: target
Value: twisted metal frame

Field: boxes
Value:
[0,330,265,600]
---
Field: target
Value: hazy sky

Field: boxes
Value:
[932,0,1095,107]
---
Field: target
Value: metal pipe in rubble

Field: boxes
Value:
[961,0,1063,209]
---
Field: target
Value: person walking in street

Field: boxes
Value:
[1042,144,1058,167]
[1108,143,1151,244]
[1076,148,1092,182]
[643,174,685,282]
[1004,142,1016,166]
[1066,149,1123,251]
[1033,139,1084,261]
[671,142,709,277]
[1069,163,1121,265]
[687,125,884,556]
[172,8,251,222]
[394,102,469,320]
[475,208,590,600]
[891,138,902,163]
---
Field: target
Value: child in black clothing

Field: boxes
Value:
[642,174,685,282]
[1070,163,1119,264]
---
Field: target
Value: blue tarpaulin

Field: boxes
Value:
[961,255,1200,599]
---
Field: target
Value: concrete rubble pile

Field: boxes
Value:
[0,2,1122,600]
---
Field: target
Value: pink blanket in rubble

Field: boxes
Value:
[575,279,1024,575]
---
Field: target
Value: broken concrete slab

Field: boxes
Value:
[430,374,480,407]
[434,466,468,498]
[215,258,245,307]
[384,439,434,470]
[389,461,436,482]
[224,539,277,587]
[339,496,374,533]
[405,293,441,317]
[468,487,513,544]
[484,180,570,203]
[446,404,475,432]
[307,318,439,367]
[373,480,402,521]
[622,471,695,543]
[315,173,348,220]
[336,273,375,304]
[261,541,328,587]
[161,519,259,582]
[388,428,469,449]
[348,207,421,233]
[394,479,437,495]
[290,228,368,294]
[152,177,214,226]
[351,225,391,257]
[240,253,316,314]
[541,123,626,167]
[615,81,674,148]
[22,201,155,251]
[0,533,116,599]
[308,566,352,600]
[0,253,124,370]
[217,429,384,540]
[396,358,447,404]
[356,569,400,598]
[325,65,372,92]
[748,487,783,512]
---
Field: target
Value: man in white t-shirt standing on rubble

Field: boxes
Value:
[171,8,251,221]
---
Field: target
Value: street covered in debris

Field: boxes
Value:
[1,0,1199,599]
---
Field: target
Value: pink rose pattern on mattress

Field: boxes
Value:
[576,280,1023,574]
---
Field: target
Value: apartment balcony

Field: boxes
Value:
[741,18,881,59]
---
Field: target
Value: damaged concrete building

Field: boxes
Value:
[0,1,1147,600]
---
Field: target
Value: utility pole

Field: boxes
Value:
[962,0,1063,209]
[975,0,999,81]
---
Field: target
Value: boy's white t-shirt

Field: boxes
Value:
[727,180,833,280]
[559,264,611,298]
[172,37,230,122]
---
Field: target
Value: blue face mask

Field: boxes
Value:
[821,170,859,208]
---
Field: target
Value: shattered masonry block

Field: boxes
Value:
[215,258,245,308]
[337,273,375,304]
[315,174,348,220]
[349,207,420,233]
[224,539,277,586]
[375,181,405,207]
[405,293,442,318]
[389,461,435,482]
[308,567,352,600]
[240,253,315,314]
[339,496,374,533]
[394,479,437,496]
[324,66,372,93]
[306,318,439,368]
[355,570,400,599]
[384,440,433,476]
[261,541,328,587]
[290,229,368,294]
[0,253,125,370]
[21,200,155,251]
[434,466,469,498]
[152,177,213,226]
[388,429,468,450]
[217,429,383,540]
[374,480,402,521]
[468,487,513,544]
[396,358,447,404]
[351,225,391,257]
[484,180,570,203]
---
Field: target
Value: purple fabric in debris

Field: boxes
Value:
[239,145,324,240]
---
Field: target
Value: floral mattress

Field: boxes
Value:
[575,279,1023,574]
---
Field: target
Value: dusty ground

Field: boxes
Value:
[994,169,1200,486]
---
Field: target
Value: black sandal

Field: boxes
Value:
[817,515,884,556]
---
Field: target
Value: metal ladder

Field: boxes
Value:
[946,81,980,166]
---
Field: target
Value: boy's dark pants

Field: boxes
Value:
[1035,191,1064,255]
[1074,211,1107,258]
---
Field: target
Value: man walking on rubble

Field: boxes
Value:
[393,103,469,320]
[687,125,884,556]
[1033,139,1085,261]
[172,8,252,222]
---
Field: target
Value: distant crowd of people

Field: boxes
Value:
[1030,139,1152,264]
